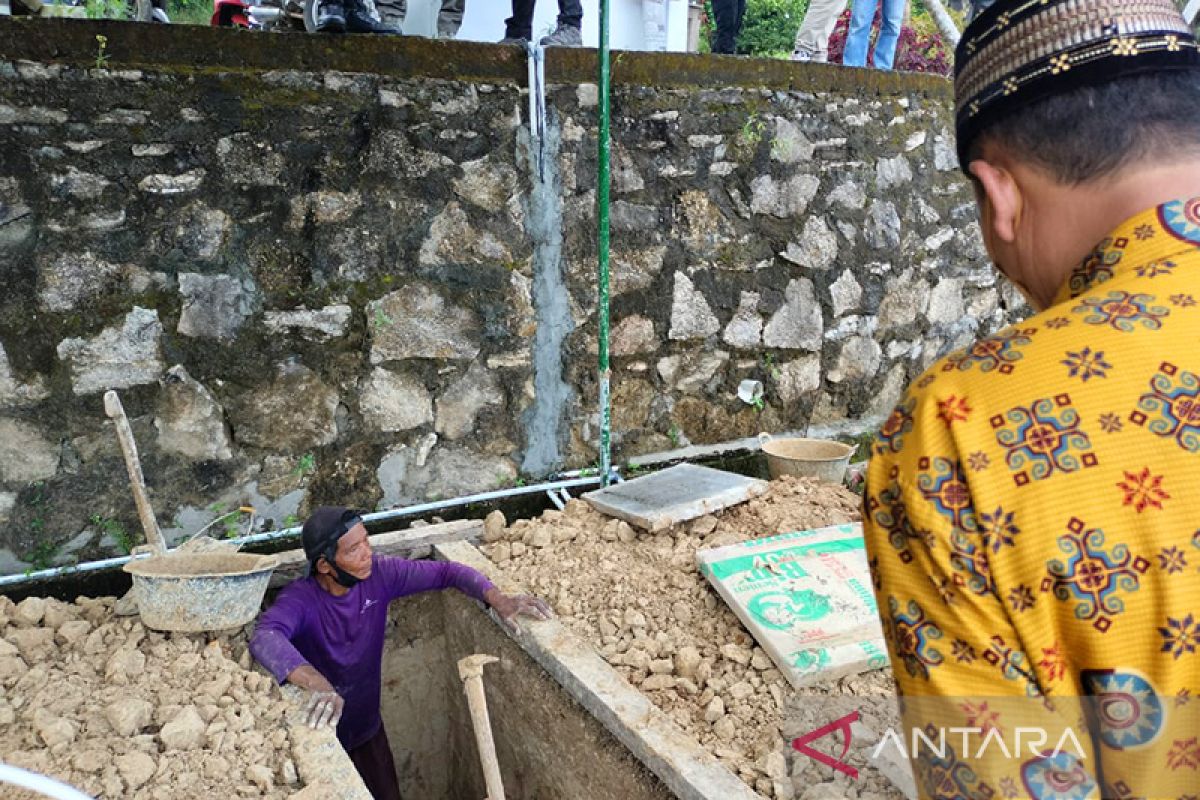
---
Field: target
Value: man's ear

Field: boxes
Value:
[969,158,1022,245]
[315,556,332,576]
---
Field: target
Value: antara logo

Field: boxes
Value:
[791,710,1090,779]
[791,710,860,779]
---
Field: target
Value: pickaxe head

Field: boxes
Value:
[457,653,499,681]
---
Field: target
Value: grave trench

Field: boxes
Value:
[373,587,674,800]
[371,466,780,800]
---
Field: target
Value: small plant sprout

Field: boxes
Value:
[372,308,394,329]
[667,424,683,447]
[91,514,136,555]
[94,34,111,69]
[294,452,316,477]
[763,352,781,380]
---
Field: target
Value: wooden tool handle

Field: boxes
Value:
[104,390,166,556]
[458,655,505,800]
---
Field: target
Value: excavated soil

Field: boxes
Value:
[0,594,304,799]
[481,476,905,800]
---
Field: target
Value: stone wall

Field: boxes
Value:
[0,19,1022,573]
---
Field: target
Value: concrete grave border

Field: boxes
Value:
[283,685,375,800]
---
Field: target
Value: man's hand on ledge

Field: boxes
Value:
[287,664,345,729]
[484,587,553,634]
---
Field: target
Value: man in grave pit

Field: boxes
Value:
[250,506,551,800]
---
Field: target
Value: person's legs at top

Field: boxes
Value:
[374,0,405,30]
[437,0,462,37]
[842,0,878,66]
[871,0,905,69]
[315,0,347,32]
[343,0,402,34]
[710,0,739,53]
[347,726,403,800]
[501,0,536,42]
[537,0,583,44]
[791,0,848,61]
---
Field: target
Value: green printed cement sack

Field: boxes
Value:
[696,523,889,689]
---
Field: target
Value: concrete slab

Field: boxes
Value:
[697,523,888,689]
[435,540,763,800]
[582,464,768,532]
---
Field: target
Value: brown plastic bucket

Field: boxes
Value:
[758,433,855,484]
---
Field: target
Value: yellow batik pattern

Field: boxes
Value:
[864,197,1200,800]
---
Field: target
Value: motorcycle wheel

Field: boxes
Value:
[132,0,152,20]
[302,0,316,31]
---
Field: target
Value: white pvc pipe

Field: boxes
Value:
[0,764,95,800]
[0,474,607,589]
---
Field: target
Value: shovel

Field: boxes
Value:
[104,390,166,556]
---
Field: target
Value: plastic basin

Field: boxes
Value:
[758,434,855,484]
[123,552,278,632]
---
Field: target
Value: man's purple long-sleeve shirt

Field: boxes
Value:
[250,554,494,750]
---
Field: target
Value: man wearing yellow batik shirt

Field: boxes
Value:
[863,1,1200,798]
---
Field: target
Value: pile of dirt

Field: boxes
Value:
[0,594,303,799]
[481,475,904,800]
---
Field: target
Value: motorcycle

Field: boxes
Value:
[211,0,309,29]
[211,0,384,32]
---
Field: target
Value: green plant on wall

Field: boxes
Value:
[667,424,683,447]
[26,480,50,542]
[372,308,394,330]
[93,34,110,69]
[762,352,782,381]
[91,514,136,555]
[293,452,316,478]
[206,502,248,539]
[624,463,653,478]
[730,112,769,161]
[739,114,767,148]
[22,541,59,572]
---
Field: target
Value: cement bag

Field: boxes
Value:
[697,523,889,689]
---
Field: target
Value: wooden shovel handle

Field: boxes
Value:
[104,390,166,556]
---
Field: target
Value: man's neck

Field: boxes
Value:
[1027,158,1200,308]
[1088,160,1200,237]
[315,572,352,597]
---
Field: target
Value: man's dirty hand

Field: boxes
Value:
[303,689,344,729]
[484,588,553,634]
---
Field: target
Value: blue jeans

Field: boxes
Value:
[843,0,904,70]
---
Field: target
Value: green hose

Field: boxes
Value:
[597,0,613,485]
